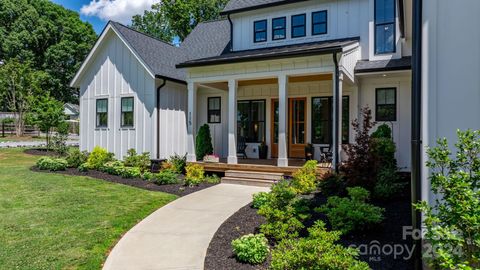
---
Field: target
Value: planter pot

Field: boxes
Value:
[305,145,314,160]
[258,145,268,159]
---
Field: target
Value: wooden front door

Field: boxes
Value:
[270,98,307,158]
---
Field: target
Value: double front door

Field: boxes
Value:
[271,97,306,158]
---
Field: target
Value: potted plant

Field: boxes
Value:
[305,143,314,160]
[203,154,219,163]
[258,141,268,159]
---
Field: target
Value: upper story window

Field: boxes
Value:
[121,97,134,127]
[312,11,328,35]
[272,17,286,40]
[291,14,306,38]
[96,98,108,128]
[254,20,267,43]
[376,88,397,121]
[375,0,396,54]
[208,97,221,123]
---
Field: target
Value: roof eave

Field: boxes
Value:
[220,0,309,15]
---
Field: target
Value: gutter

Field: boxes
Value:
[156,79,167,159]
[411,0,423,269]
[332,51,341,173]
[155,75,187,85]
[220,0,309,16]
[227,14,233,52]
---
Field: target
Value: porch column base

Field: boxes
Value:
[277,158,288,167]
[227,156,238,164]
[187,154,196,162]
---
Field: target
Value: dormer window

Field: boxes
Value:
[375,0,396,54]
[254,20,267,43]
[272,17,286,40]
[291,14,306,38]
[312,11,328,35]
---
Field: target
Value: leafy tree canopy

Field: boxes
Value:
[0,0,97,103]
[131,0,228,43]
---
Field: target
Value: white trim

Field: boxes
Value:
[70,23,155,88]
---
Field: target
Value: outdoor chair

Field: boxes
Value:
[319,146,333,164]
[237,136,248,159]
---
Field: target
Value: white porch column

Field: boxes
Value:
[278,74,288,167]
[332,73,343,169]
[186,82,197,162]
[227,79,238,164]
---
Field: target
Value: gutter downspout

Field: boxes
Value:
[333,51,340,173]
[227,14,233,52]
[156,79,167,159]
[411,0,423,269]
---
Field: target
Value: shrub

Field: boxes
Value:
[143,171,154,181]
[184,163,205,186]
[123,149,151,173]
[36,157,68,171]
[373,166,405,199]
[317,187,384,234]
[168,153,187,174]
[119,166,141,179]
[415,130,480,269]
[66,148,89,168]
[252,192,271,209]
[371,123,392,139]
[270,221,370,270]
[291,160,318,194]
[152,170,179,185]
[195,124,213,160]
[371,137,397,170]
[319,172,347,197]
[101,161,141,178]
[78,163,88,172]
[258,180,308,242]
[231,234,269,265]
[204,174,220,184]
[85,146,114,170]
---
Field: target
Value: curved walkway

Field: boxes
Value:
[103,183,269,270]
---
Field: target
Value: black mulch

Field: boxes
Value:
[30,167,216,197]
[205,183,415,270]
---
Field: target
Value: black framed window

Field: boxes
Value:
[375,0,396,54]
[311,96,349,144]
[96,99,108,128]
[312,11,328,35]
[207,97,221,123]
[254,20,267,43]
[376,88,396,121]
[272,17,286,40]
[291,14,306,38]
[121,97,134,127]
[237,100,265,143]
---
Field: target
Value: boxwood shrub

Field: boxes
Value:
[36,157,68,171]
[231,234,269,265]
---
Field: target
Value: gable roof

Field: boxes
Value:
[181,20,231,62]
[177,37,360,68]
[221,0,309,15]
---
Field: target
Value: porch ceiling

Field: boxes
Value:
[200,74,333,89]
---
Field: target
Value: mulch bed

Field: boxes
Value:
[205,184,415,270]
[30,167,216,197]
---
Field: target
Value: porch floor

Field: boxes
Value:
[192,158,331,176]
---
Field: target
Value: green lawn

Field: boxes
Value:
[0,148,177,269]
[0,135,46,143]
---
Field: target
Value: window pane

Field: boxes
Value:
[292,14,305,26]
[252,101,265,121]
[385,89,395,104]
[209,97,220,110]
[97,99,107,113]
[273,29,286,40]
[293,26,305,37]
[237,100,265,143]
[376,23,395,54]
[273,17,285,29]
[254,20,266,31]
[312,97,332,144]
[255,32,266,42]
[313,11,327,24]
[122,98,133,112]
[377,89,386,105]
[313,24,327,35]
[376,0,395,24]
[122,112,133,126]
[342,97,350,144]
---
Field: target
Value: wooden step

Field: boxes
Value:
[221,177,275,187]
[225,170,284,181]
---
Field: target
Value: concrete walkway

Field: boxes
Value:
[103,184,269,270]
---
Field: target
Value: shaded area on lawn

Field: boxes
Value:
[0,148,177,269]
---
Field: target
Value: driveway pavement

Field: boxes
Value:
[103,183,268,270]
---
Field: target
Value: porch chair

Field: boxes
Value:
[319,146,333,164]
[237,136,248,159]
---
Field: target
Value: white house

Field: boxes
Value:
[71,0,413,170]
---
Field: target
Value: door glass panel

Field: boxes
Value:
[291,99,306,145]
[273,100,278,143]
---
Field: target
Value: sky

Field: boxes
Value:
[50,0,160,34]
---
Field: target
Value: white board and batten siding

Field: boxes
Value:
[78,30,188,160]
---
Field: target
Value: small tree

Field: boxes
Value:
[31,95,66,147]
[415,130,480,269]
[195,124,213,160]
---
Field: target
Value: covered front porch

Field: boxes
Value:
[179,41,360,171]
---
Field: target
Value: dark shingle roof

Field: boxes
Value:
[110,22,186,82]
[222,0,308,14]
[177,37,360,68]
[181,20,231,62]
[355,56,412,73]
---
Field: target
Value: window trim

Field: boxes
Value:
[374,0,396,54]
[253,19,268,43]
[272,16,286,40]
[237,99,266,143]
[312,10,328,36]
[291,13,306,38]
[311,96,350,145]
[120,96,135,128]
[207,96,221,124]
[96,98,108,128]
[375,88,397,121]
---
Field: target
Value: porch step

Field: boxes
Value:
[221,170,284,187]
